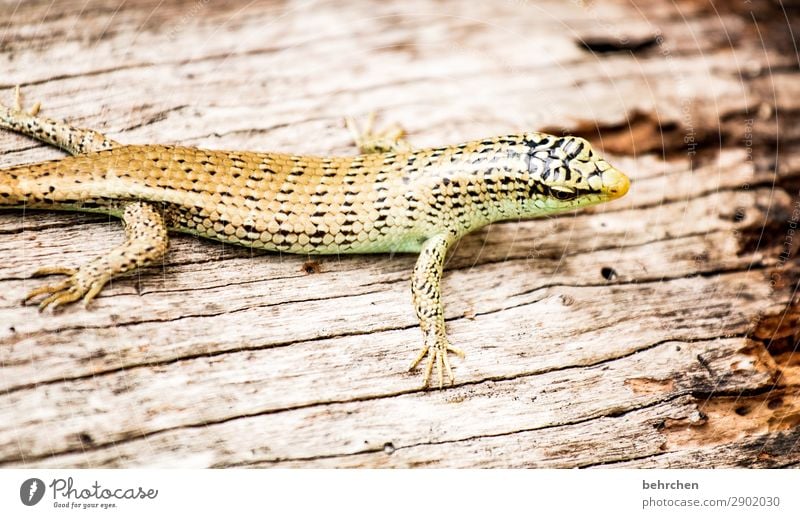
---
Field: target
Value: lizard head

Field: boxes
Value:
[522,134,629,215]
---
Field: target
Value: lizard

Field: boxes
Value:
[0,87,630,388]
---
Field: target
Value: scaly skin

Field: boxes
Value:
[0,88,629,388]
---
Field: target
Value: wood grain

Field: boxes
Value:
[0,0,798,468]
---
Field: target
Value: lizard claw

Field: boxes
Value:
[409,334,465,389]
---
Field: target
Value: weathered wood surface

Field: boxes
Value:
[0,0,798,468]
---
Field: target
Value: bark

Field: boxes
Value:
[0,0,798,468]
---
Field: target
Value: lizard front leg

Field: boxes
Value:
[409,233,465,388]
[24,201,168,311]
[346,117,463,387]
[0,86,118,155]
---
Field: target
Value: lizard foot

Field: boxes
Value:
[24,265,110,311]
[1,85,42,117]
[409,334,465,389]
[345,111,411,154]
[1,85,43,135]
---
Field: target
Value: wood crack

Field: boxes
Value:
[223,393,693,467]
[1,261,767,349]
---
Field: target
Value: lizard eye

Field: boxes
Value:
[548,186,577,201]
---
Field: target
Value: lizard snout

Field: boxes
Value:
[601,167,630,199]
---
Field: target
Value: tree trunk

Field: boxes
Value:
[0,0,798,468]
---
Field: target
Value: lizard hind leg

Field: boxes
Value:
[1,85,119,155]
[345,111,412,154]
[23,201,169,311]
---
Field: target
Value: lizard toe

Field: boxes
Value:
[25,266,110,311]
[410,334,463,389]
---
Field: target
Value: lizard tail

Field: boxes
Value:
[0,157,108,210]
[0,163,30,207]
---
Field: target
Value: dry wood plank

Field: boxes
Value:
[19,337,791,468]
[0,0,798,468]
